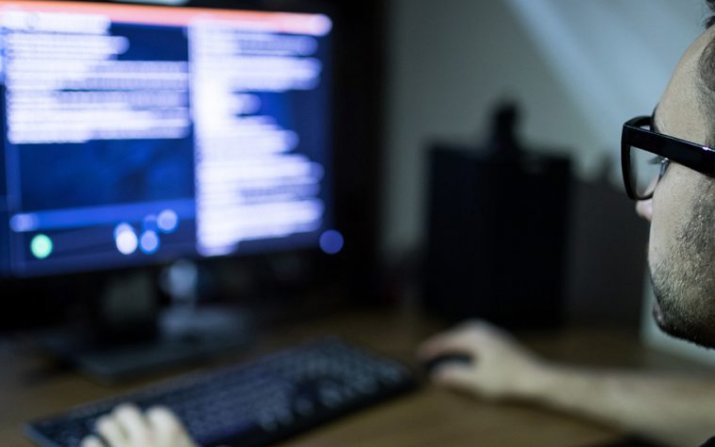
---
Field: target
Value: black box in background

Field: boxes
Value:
[423,146,572,328]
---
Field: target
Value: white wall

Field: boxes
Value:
[383,0,704,260]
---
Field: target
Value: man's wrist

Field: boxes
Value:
[514,361,563,401]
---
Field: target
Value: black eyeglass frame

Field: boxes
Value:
[621,115,715,200]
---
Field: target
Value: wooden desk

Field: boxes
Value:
[1,306,708,447]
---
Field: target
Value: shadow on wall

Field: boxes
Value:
[416,102,649,330]
[418,164,650,330]
[564,172,650,328]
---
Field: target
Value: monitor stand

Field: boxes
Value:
[38,261,254,384]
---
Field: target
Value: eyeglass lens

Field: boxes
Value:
[627,118,670,199]
[629,144,666,199]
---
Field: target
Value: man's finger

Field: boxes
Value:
[114,404,150,444]
[79,435,104,447]
[146,406,193,446]
[418,325,483,360]
[431,364,477,389]
[96,414,127,447]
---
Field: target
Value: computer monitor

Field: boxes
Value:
[0,0,339,378]
[0,0,336,279]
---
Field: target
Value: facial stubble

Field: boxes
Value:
[650,189,715,347]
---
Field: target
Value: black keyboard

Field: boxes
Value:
[25,337,417,447]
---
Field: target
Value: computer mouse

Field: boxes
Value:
[422,352,473,375]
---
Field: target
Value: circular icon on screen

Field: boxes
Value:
[30,234,53,259]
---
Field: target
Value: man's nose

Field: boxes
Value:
[636,198,653,221]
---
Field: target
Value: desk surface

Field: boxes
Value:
[2,305,709,447]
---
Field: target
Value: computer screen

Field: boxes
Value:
[0,1,335,278]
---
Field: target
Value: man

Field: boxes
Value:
[81,2,715,447]
[418,4,715,445]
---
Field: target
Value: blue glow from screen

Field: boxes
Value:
[319,229,343,255]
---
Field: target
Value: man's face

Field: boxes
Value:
[638,27,715,347]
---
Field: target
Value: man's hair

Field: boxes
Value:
[707,0,715,27]
[699,0,715,145]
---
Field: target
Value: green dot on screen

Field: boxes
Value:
[31,234,53,259]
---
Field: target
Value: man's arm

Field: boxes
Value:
[418,321,715,447]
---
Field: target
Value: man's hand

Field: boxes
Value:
[418,320,550,400]
[80,404,198,447]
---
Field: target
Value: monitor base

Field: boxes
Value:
[38,306,254,384]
